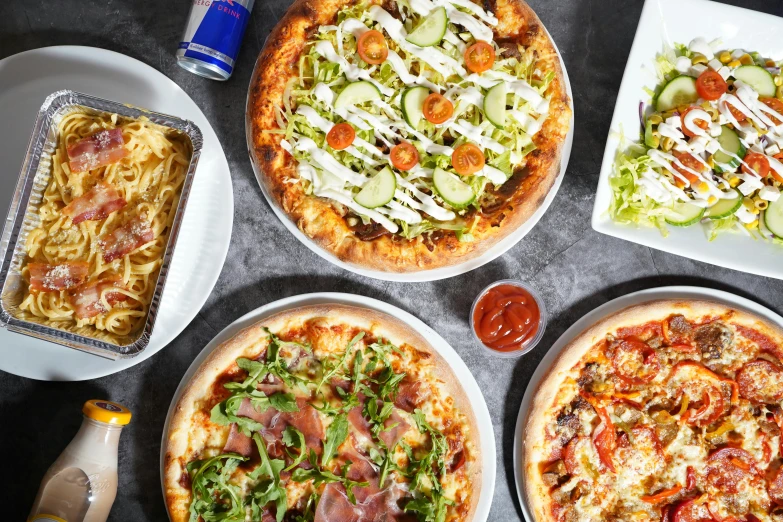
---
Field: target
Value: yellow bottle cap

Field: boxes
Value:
[83,400,132,425]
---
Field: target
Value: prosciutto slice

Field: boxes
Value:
[68,275,128,319]
[222,423,253,457]
[348,403,373,441]
[28,262,89,293]
[394,379,430,413]
[67,128,128,173]
[100,217,154,262]
[340,439,380,503]
[62,182,126,225]
[235,396,324,457]
[257,374,287,395]
[378,409,410,450]
[315,483,363,522]
[314,481,412,522]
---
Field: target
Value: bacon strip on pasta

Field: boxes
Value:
[62,182,127,224]
[67,128,128,172]
[100,217,155,263]
[28,262,89,292]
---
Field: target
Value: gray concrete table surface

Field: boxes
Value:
[2,0,783,519]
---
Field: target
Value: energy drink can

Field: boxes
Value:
[176,0,255,81]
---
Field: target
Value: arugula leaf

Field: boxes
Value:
[404,492,454,522]
[377,443,397,489]
[210,400,263,437]
[292,492,319,522]
[223,357,269,392]
[186,454,247,522]
[406,409,449,493]
[376,367,406,403]
[282,425,308,471]
[262,328,315,391]
[269,392,300,412]
[315,332,365,397]
[249,433,287,522]
[321,413,349,467]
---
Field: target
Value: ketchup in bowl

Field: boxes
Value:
[470,280,547,357]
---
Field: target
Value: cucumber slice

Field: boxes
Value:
[733,65,777,97]
[664,201,706,227]
[656,76,698,112]
[706,189,742,219]
[334,81,381,109]
[354,167,396,208]
[401,86,429,130]
[484,83,506,129]
[406,6,448,47]
[713,126,746,171]
[433,168,475,209]
[764,196,783,239]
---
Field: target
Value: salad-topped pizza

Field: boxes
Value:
[525,300,783,522]
[610,38,783,243]
[163,305,480,522]
[248,0,571,272]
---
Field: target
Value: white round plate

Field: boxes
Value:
[512,285,783,520]
[0,46,233,381]
[246,28,574,282]
[160,292,496,522]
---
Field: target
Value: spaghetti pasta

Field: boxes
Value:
[18,110,192,337]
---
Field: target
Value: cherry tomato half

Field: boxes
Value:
[696,70,728,101]
[422,93,454,124]
[464,41,495,74]
[357,30,388,65]
[760,97,783,125]
[727,103,748,123]
[390,142,419,171]
[742,152,770,178]
[326,122,355,150]
[773,153,783,183]
[680,106,710,138]
[451,143,485,175]
[672,151,706,188]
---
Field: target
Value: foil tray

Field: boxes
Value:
[0,90,203,360]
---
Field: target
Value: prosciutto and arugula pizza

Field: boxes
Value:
[247,0,571,272]
[524,300,783,522]
[164,305,480,522]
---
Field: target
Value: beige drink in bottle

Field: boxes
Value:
[28,400,131,522]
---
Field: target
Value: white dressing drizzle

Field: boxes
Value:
[385,50,441,91]
[448,119,505,153]
[313,41,394,96]
[319,188,399,232]
[368,5,466,78]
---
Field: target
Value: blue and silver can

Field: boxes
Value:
[176,0,255,81]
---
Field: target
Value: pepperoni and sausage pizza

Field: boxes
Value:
[164,304,480,522]
[524,300,783,521]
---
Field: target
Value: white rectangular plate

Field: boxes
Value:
[591,0,783,279]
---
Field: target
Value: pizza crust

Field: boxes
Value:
[163,304,482,522]
[521,299,783,521]
[246,0,571,273]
